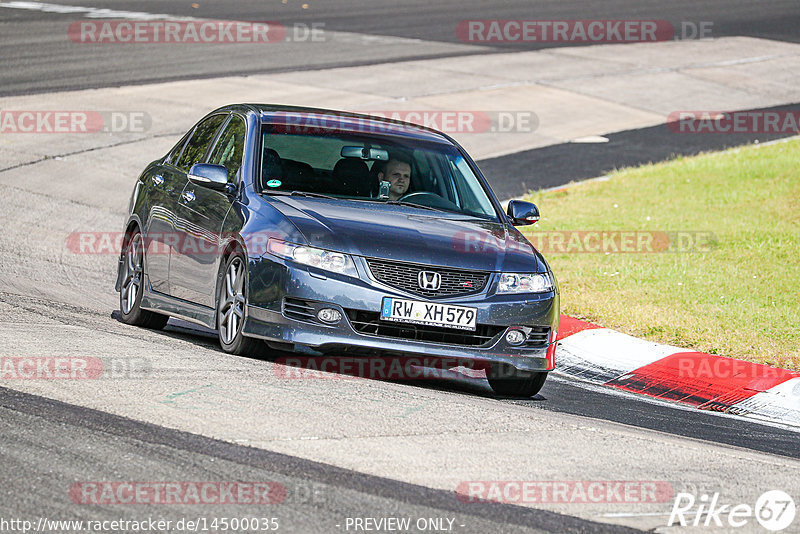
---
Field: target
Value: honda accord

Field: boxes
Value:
[116,104,559,396]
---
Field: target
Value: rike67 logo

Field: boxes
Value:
[669,490,796,531]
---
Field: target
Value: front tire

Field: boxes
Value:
[487,363,547,397]
[118,229,168,330]
[217,253,261,355]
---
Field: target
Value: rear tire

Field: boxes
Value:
[217,253,261,355]
[118,229,169,330]
[487,363,547,397]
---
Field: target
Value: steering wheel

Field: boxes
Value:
[398,191,460,211]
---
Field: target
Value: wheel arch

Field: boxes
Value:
[115,216,145,292]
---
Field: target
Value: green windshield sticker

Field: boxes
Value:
[266,179,282,188]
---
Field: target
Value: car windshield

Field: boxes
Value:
[259,125,499,220]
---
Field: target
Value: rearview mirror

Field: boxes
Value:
[188,163,229,191]
[507,200,540,225]
[340,146,389,161]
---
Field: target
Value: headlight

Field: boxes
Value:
[497,272,554,294]
[267,239,358,277]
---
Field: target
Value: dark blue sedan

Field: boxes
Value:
[116,104,559,396]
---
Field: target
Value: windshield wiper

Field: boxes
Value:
[289,191,338,200]
[262,191,447,211]
[260,189,338,200]
[384,200,447,212]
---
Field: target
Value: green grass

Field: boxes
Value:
[522,138,800,370]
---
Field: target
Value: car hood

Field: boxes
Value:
[264,196,547,273]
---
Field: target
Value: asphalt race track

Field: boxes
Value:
[2,0,800,95]
[479,103,800,200]
[0,386,638,534]
[1,2,799,533]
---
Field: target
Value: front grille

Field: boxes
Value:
[346,309,504,347]
[366,259,489,299]
[283,297,316,322]
[526,326,551,347]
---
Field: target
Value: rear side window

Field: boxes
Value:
[175,114,227,172]
[208,115,246,182]
[165,131,191,165]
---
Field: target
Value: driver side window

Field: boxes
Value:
[175,114,227,172]
[208,115,246,183]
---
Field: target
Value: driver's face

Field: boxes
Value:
[380,161,411,199]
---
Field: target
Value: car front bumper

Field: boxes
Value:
[242,255,559,372]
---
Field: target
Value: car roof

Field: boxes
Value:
[220,104,456,145]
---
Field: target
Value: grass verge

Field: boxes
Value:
[522,138,800,370]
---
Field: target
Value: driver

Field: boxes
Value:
[377,156,411,201]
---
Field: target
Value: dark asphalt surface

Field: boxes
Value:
[2,0,796,194]
[2,363,798,534]
[0,0,799,95]
[528,376,800,460]
[18,0,800,46]
[122,317,800,461]
[0,385,639,534]
[478,103,800,199]
[2,2,799,532]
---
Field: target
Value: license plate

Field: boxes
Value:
[380,297,477,331]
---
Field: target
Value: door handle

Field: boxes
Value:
[151,174,164,186]
[181,190,196,203]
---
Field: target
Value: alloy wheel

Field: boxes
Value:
[219,257,246,345]
[121,233,143,315]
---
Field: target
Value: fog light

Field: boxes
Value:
[317,308,342,324]
[505,329,526,346]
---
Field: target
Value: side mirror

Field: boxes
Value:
[507,200,540,225]
[188,163,229,191]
